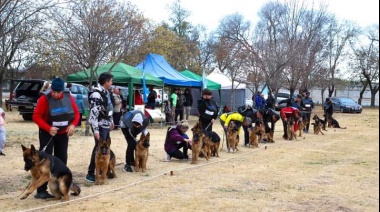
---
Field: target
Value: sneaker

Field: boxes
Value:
[164,154,171,162]
[34,191,55,199]
[123,165,133,172]
[85,174,95,182]
[244,144,249,147]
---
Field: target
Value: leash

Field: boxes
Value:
[204,123,211,131]
[41,136,54,152]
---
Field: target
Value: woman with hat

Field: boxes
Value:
[32,77,80,199]
[197,88,219,132]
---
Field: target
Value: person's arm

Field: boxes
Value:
[32,95,51,132]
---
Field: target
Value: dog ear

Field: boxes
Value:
[31,144,36,152]
[21,144,27,152]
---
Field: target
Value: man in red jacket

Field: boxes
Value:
[32,77,80,199]
[280,99,300,140]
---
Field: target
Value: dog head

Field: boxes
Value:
[98,137,111,155]
[138,132,150,148]
[312,114,320,121]
[228,121,238,132]
[21,144,40,171]
[191,121,203,144]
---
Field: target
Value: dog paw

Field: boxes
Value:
[20,195,28,200]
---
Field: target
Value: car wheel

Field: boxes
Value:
[340,107,344,113]
[22,114,33,121]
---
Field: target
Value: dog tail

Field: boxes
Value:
[70,182,81,196]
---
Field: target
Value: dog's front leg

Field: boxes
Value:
[20,175,50,200]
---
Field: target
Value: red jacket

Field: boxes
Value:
[135,93,144,105]
[33,92,80,134]
[280,106,300,131]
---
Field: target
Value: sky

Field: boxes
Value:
[127,0,379,31]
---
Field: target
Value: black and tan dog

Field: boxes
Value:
[227,121,239,153]
[312,114,325,135]
[287,116,297,140]
[95,137,116,185]
[248,122,265,148]
[324,113,347,129]
[21,144,81,201]
[135,132,150,172]
[203,131,221,157]
[191,121,210,164]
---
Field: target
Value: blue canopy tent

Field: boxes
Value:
[135,53,202,88]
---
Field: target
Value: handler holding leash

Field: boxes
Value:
[219,112,252,149]
[121,110,149,172]
[197,88,219,132]
[300,91,314,133]
[33,78,80,199]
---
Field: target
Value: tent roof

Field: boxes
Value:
[207,68,246,89]
[136,53,202,87]
[66,62,163,87]
[181,70,221,90]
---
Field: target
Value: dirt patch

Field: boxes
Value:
[0,108,378,212]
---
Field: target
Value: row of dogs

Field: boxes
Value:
[19,113,345,201]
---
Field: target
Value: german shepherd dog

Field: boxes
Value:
[203,131,221,157]
[95,137,116,185]
[297,118,307,137]
[324,113,347,129]
[135,132,150,172]
[287,116,297,140]
[21,144,81,201]
[191,121,210,164]
[248,121,265,148]
[312,114,325,135]
[227,121,239,153]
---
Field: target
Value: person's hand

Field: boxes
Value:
[94,133,100,141]
[49,127,59,136]
[223,126,228,131]
[67,124,76,137]
[211,119,215,124]
[110,122,115,130]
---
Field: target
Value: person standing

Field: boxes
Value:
[75,94,85,127]
[324,98,334,117]
[174,88,185,123]
[121,110,149,172]
[265,92,276,109]
[253,91,263,109]
[300,91,314,133]
[85,73,114,182]
[112,87,123,130]
[183,88,193,121]
[163,100,172,125]
[147,85,157,109]
[32,77,80,199]
[134,90,143,106]
[170,89,178,125]
[197,88,219,132]
[0,107,6,156]
[237,105,256,147]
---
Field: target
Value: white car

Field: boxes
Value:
[154,89,168,106]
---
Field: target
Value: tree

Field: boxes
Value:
[0,0,56,104]
[349,24,379,107]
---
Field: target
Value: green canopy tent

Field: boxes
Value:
[67,62,164,108]
[181,70,222,115]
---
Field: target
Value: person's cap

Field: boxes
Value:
[202,88,212,95]
[132,113,143,125]
[51,78,65,92]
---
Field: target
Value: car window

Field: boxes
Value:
[17,82,42,91]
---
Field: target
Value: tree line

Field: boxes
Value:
[0,0,378,106]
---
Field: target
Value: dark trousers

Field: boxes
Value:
[87,127,110,175]
[113,111,122,129]
[165,113,172,125]
[175,107,184,123]
[37,130,68,193]
[199,118,213,132]
[281,116,288,139]
[121,127,136,166]
[167,142,189,160]
[243,124,252,145]
[302,111,312,131]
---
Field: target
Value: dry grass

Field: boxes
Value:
[0,108,378,212]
